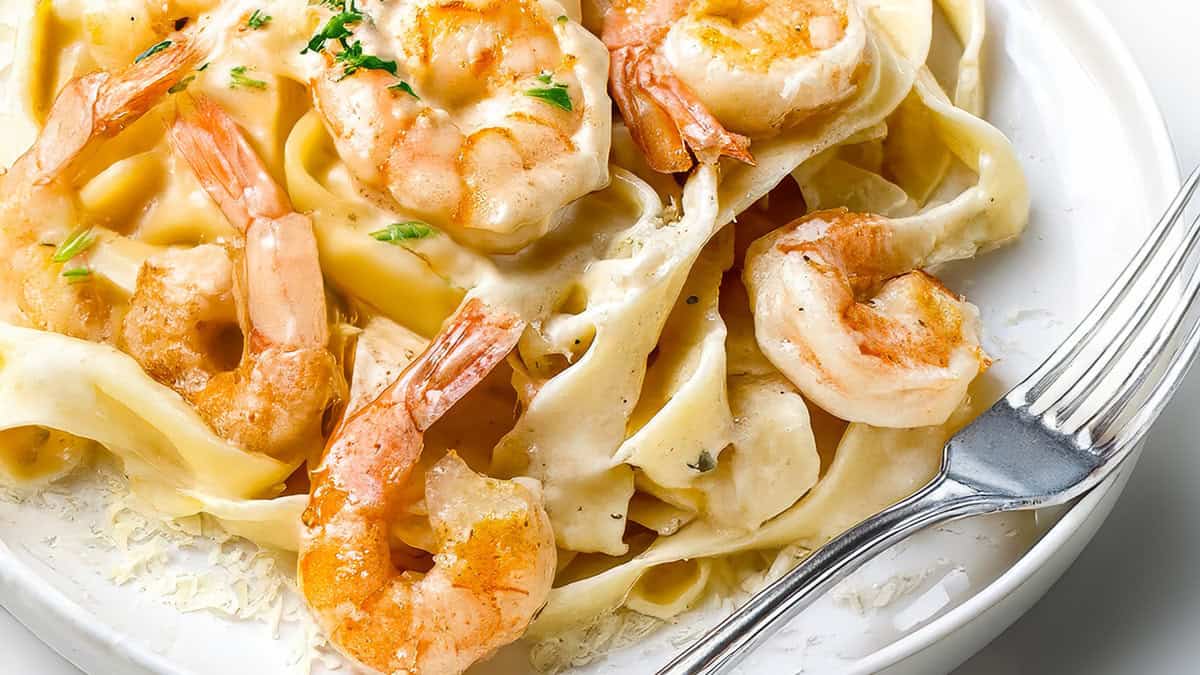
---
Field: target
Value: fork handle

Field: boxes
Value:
[657,474,999,675]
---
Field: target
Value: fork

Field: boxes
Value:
[658,165,1200,675]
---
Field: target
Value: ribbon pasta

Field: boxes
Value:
[0,0,1030,667]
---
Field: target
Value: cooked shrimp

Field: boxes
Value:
[0,30,209,339]
[598,0,868,172]
[743,208,989,428]
[307,0,611,253]
[300,298,556,675]
[121,96,338,460]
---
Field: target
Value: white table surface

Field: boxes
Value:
[4,1,1200,673]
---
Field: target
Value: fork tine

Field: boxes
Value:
[1011,166,1200,408]
[1043,207,1200,429]
[1086,258,1200,449]
[1112,310,1200,450]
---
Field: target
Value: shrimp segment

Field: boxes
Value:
[300,299,555,675]
[309,0,611,253]
[744,209,988,428]
[599,0,867,172]
[0,32,208,339]
[121,97,338,459]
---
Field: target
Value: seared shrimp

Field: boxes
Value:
[300,298,556,675]
[598,0,867,172]
[121,97,338,459]
[743,209,988,428]
[0,30,209,338]
[307,0,611,252]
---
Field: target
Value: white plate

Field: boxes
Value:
[0,0,1180,673]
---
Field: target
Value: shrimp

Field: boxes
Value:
[120,96,338,460]
[300,298,556,675]
[597,0,868,172]
[307,0,611,253]
[743,208,989,428]
[0,29,209,339]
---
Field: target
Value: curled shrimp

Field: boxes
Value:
[300,298,556,675]
[308,0,611,253]
[121,97,338,460]
[743,209,989,428]
[598,0,867,172]
[0,29,208,339]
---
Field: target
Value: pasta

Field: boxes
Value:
[0,0,1029,672]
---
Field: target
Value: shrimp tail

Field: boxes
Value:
[610,47,693,173]
[169,95,328,352]
[402,298,527,430]
[20,31,208,183]
[639,48,754,167]
[610,45,755,172]
[601,0,754,173]
[168,94,292,227]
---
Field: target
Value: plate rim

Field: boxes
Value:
[0,0,1183,673]
[853,0,1181,671]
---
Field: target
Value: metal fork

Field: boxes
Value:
[659,166,1200,675]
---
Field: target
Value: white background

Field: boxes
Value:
[4,1,1200,673]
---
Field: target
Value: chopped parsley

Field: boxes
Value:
[370,221,435,243]
[334,40,397,79]
[134,40,172,63]
[556,14,568,24]
[303,10,362,54]
[229,66,268,90]
[247,9,272,29]
[525,78,572,111]
[388,80,419,99]
[61,267,92,282]
[169,62,209,94]
[51,227,96,263]
[686,450,716,473]
[303,1,406,86]
[168,75,195,94]
[536,71,553,84]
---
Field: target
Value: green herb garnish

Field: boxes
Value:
[61,267,92,282]
[536,71,553,84]
[247,9,272,29]
[51,227,96,263]
[525,80,572,111]
[556,14,568,24]
[303,10,362,53]
[229,66,268,90]
[168,75,196,94]
[686,450,716,473]
[335,40,398,79]
[134,40,172,63]
[388,80,419,99]
[370,221,435,243]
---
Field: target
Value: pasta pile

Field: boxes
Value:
[0,0,1028,663]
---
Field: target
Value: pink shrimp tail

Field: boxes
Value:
[22,31,208,182]
[168,94,293,228]
[601,0,754,173]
